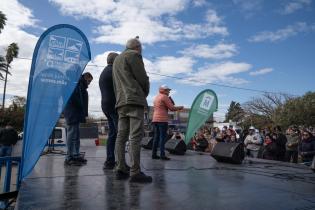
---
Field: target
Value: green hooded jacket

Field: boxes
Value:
[112,49,150,109]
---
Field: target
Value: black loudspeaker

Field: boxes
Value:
[165,139,187,155]
[141,137,153,149]
[211,142,245,164]
[311,156,315,172]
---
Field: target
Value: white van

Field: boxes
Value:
[12,127,67,156]
[49,127,67,146]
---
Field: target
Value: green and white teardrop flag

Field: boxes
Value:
[185,89,218,144]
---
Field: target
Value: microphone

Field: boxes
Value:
[169,96,175,105]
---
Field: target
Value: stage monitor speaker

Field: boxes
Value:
[165,139,186,155]
[311,156,315,172]
[211,142,244,164]
[141,137,153,150]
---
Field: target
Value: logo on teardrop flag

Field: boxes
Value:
[185,90,218,144]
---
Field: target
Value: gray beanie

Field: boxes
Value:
[107,52,119,64]
[126,37,141,50]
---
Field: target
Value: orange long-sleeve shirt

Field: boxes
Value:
[152,93,177,122]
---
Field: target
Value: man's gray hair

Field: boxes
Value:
[126,38,141,50]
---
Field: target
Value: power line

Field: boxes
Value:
[15,57,287,95]
[146,72,280,95]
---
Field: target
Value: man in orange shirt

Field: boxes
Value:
[152,85,184,160]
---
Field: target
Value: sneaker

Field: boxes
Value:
[103,161,115,170]
[130,172,152,183]
[115,170,130,180]
[64,159,84,166]
[125,164,131,172]
[160,156,171,160]
[75,156,87,164]
[152,155,160,159]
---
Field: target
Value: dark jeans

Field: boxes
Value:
[104,111,118,163]
[66,123,80,160]
[285,150,298,163]
[152,122,168,157]
[0,146,12,157]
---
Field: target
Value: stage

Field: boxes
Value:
[16,145,315,210]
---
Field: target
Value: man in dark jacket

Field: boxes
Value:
[99,52,119,169]
[113,37,151,183]
[0,123,18,157]
[64,72,93,166]
[274,126,287,161]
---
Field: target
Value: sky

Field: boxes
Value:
[0,0,314,121]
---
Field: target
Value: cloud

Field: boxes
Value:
[146,94,156,106]
[0,0,38,29]
[232,0,263,17]
[0,0,39,57]
[281,0,312,15]
[180,61,251,86]
[1,59,32,102]
[152,56,195,75]
[192,0,207,7]
[49,0,228,45]
[249,68,273,76]
[248,22,314,42]
[180,43,238,59]
[0,0,39,107]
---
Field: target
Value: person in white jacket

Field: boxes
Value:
[244,126,263,158]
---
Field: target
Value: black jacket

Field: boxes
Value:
[262,142,278,160]
[99,64,116,113]
[0,127,18,146]
[63,77,88,125]
[299,137,315,162]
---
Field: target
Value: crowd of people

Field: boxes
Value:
[188,124,315,164]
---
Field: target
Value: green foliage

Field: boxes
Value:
[274,91,315,128]
[239,92,315,130]
[225,101,245,123]
[240,114,273,130]
[0,11,6,33]
[0,56,8,80]
[2,42,19,109]
[0,11,7,79]
[5,43,19,65]
[0,96,26,131]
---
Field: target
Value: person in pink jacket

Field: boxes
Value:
[152,85,184,160]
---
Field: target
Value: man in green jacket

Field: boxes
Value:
[112,37,152,183]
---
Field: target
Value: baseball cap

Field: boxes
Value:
[160,84,171,90]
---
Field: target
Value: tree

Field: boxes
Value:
[0,96,25,131]
[11,96,26,108]
[225,101,245,123]
[274,91,315,128]
[240,92,315,130]
[0,56,7,80]
[0,11,7,80]
[2,43,19,110]
[0,11,6,34]
[243,93,292,124]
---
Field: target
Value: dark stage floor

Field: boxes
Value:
[16,146,315,210]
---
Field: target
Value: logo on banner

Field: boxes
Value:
[198,93,214,115]
[49,35,66,48]
[47,35,83,67]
